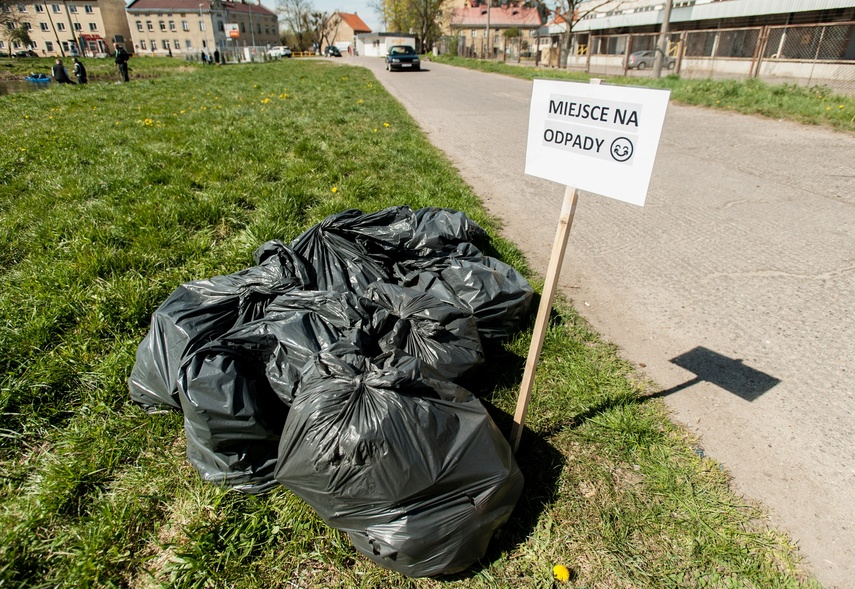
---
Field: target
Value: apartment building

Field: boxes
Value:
[125,0,279,57]
[1,0,133,57]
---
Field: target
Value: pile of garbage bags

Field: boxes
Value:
[128,207,532,577]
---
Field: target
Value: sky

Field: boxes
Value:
[258,0,384,34]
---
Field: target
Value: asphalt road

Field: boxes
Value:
[352,56,855,588]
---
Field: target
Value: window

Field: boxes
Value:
[146,21,153,31]
[88,22,96,31]
[199,21,206,31]
[24,21,31,30]
[136,20,142,31]
[173,39,179,49]
[0,41,4,49]
[52,4,60,13]
[84,4,93,13]
[73,22,80,31]
[17,4,26,12]
[30,40,37,47]
[185,39,191,48]
[57,21,65,31]
[159,20,165,31]
[45,41,53,51]
[40,22,49,31]
[68,4,76,12]
[256,23,260,33]
[168,20,175,31]
[182,20,188,31]
[161,39,169,49]
[35,4,44,12]
[471,30,476,38]
[240,22,245,32]
[140,40,146,49]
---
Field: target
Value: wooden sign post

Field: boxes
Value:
[510,78,671,452]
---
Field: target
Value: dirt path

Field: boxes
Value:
[354,56,855,588]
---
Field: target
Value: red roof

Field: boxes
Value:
[335,12,372,33]
[127,0,275,17]
[451,5,543,28]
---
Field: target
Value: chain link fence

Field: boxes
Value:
[582,22,855,96]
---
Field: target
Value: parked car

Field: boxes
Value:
[385,45,420,71]
[13,50,39,58]
[626,50,675,70]
[269,46,292,58]
[324,45,342,57]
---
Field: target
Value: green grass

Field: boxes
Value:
[431,54,855,135]
[0,55,202,83]
[0,60,820,588]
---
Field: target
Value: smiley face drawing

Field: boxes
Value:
[610,137,634,162]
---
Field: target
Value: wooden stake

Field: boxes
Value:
[510,186,579,453]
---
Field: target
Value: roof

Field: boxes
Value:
[450,6,544,29]
[127,0,276,17]
[335,12,372,33]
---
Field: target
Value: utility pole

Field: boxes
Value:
[653,0,673,78]
[485,0,491,59]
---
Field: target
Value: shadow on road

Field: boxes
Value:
[648,346,781,402]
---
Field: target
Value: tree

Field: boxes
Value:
[374,0,445,52]
[550,0,624,67]
[1,0,31,57]
[276,0,314,51]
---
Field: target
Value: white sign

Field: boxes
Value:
[525,79,670,206]
[224,23,240,38]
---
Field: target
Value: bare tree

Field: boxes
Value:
[552,0,624,67]
[276,0,314,51]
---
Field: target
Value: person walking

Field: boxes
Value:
[51,58,75,84]
[214,49,220,65]
[72,57,87,84]
[114,43,130,82]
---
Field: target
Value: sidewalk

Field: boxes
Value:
[355,56,855,589]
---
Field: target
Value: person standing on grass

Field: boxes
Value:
[214,49,220,64]
[72,57,87,84]
[114,43,130,82]
[51,58,75,84]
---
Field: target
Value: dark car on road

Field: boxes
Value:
[626,50,675,70]
[324,45,341,57]
[385,45,420,71]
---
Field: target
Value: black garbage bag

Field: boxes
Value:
[178,339,288,494]
[128,258,305,412]
[274,349,524,577]
[289,208,414,293]
[227,290,375,406]
[404,207,487,256]
[395,244,534,342]
[365,282,483,381]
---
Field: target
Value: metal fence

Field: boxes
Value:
[582,22,855,96]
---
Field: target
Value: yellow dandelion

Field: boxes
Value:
[115,121,119,125]
[373,128,377,133]
[839,105,845,109]
[357,99,363,104]
[383,122,390,127]
[826,106,831,110]
[553,564,570,582]
[20,147,26,152]
[715,100,720,104]
[48,116,53,119]
[818,95,823,99]
[24,115,29,119]
[331,186,338,193]
[261,98,271,104]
